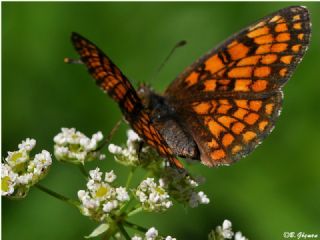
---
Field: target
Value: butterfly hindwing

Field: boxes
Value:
[164,6,311,166]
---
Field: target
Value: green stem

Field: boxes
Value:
[102,219,119,240]
[127,206,143,217]
[126,168,135,189]
[78,164,88,178]
[102,227,117,240]
[123,220,148,233]
[118,224,131,240]
[35,183,80,208]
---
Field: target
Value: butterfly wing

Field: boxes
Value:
[164,6,311,167]
[71,32,183,169]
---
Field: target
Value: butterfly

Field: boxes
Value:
[70,6,311,169]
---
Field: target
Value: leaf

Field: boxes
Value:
[85,223,109,238]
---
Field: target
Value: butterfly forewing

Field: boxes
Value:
[71,33,183,169]
[164,6,311,166]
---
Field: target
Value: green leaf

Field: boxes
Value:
[85,223,109,238]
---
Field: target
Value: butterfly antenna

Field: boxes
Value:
[151,40,187,83]
[64,57,83,64]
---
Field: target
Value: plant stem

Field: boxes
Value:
[35,183,80,208]
[102,227,117,240]
[127,206,143,217]
[126,167,135,189]
[118,224,131,240]
[78,164,88,178]
[123,220,148,233]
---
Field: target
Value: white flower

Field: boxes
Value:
[16,173,33,185]
[135,178,172,212]
[1,163,18,196]
[18,138,36,151]
[188,178,199,187]
[222,219,232,230]
[54,128,104,163]
[108,144,123,154]
[102,201,116,213]
[89,168,103,181]
[77,168,129,221]
[30,150,52,175]
[198,191,210,204]
[78,190,86,199]
[108,129,163,168]
[78,190,99,209]
[216,219,234,239]
[2,139,52,198]
[127,129,140,142]
[92,131,103,141]
[5,149,29,167]
[105,170,116,183]
[145,227,158,240]
[53,128,75,145]
[234,231,247,240]
[80,137,91,149]
[116,187,130,202]
[34,150,52,165]
[54,146,68,155]
[209,220,246,240]
[160,168,209,208]
[165,236,176,240]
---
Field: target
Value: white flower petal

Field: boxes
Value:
[145,227,158,240]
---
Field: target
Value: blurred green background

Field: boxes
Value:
[2,2,320,239]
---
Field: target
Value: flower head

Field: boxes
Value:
[131,227,176,240]
[135,178,172,212]
[145,227,158,240]
[54,128,105,164]
[159,168,210,208]
[208,219,247,240]
[1,138,52,198]
[77,168,130,222]
[218,220,234,239]
[108,129,163,169]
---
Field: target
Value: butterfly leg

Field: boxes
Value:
[137,141,145,162]
[95,119,122,152]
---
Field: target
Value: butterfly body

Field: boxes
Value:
[138,85,200,160]
[71,6,311,168]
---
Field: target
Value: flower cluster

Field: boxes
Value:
[208,220,247,240]
[159,168,209,208]
[109,129,210,209]
[77,168,130,222]
[135,178,172,212]
[108,130,163,169]
[54,128,105,164]
[131,227,176,240]
[1,138,52,198]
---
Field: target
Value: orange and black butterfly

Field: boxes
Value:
[70,6,311,169]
